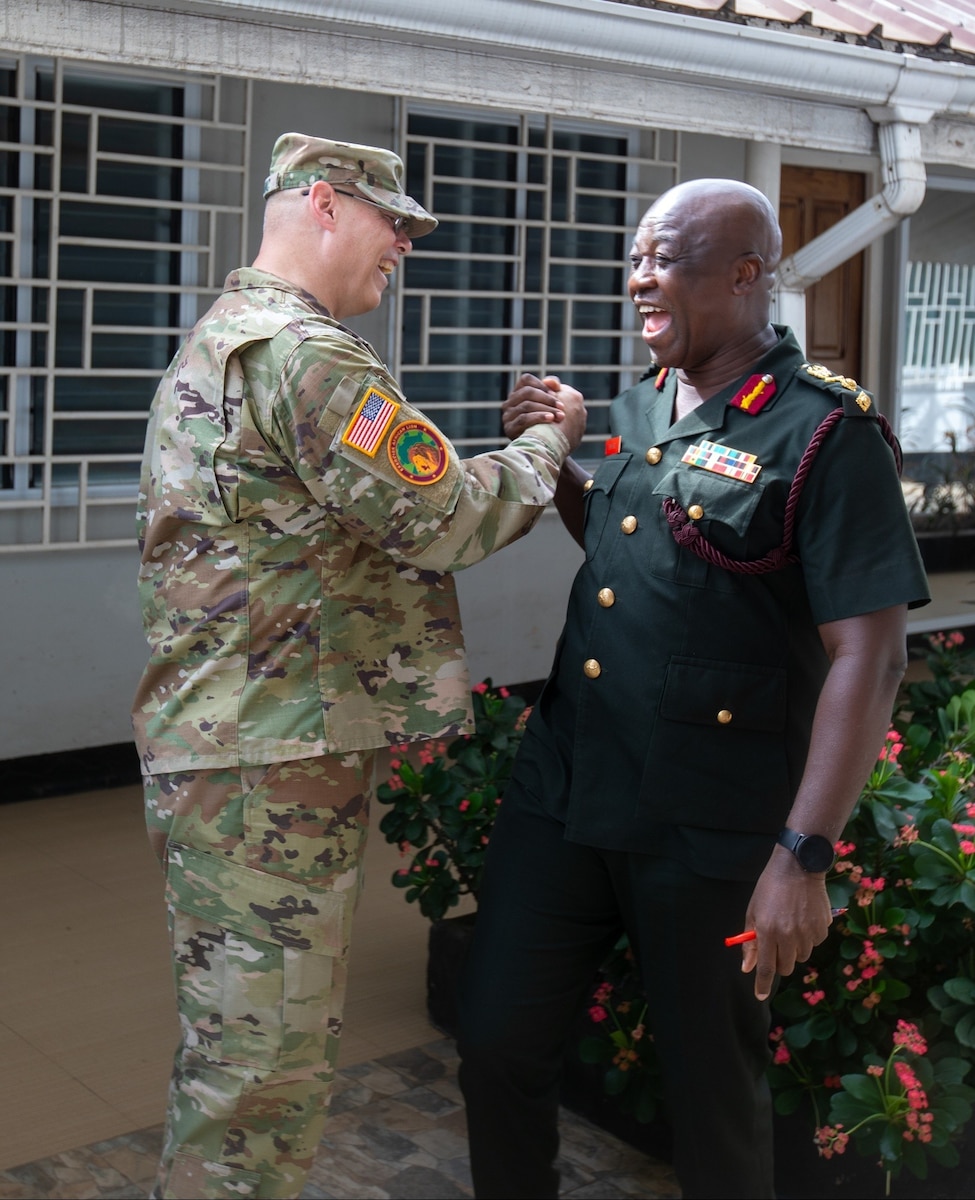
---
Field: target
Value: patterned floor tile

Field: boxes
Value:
[0,1040,679,1200]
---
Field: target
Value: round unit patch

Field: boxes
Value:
[387,420,449,485]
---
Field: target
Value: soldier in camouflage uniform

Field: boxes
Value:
[132,132,586,1200]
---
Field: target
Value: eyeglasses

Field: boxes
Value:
[332,188,409,235]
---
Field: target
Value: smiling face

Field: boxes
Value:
[627,180,780,376]
[328,189,414,320]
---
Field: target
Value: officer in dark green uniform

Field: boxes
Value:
[457,179,930,1199]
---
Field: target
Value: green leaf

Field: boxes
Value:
[839,1073,882,1106]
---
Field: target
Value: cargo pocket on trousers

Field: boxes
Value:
[167,843,352,1073]
[166,1150,262,1200]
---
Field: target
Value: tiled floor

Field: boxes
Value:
[0,782,679,1200]
[0,1040,681,1199]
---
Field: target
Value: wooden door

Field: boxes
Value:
[779,166,865,380]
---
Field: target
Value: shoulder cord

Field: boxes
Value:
[661,410,901,576]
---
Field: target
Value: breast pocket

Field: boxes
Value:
[583,454,631,560]
[652,462,765,537]
[648,462,769,588]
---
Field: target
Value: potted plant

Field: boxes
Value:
[375,680,531,1032]
[576,630,975,1197]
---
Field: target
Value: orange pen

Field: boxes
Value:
[724,907,847,946]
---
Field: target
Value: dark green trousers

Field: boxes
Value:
[457,785,774,1200]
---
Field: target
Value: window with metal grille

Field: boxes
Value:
[396,109,677,458]
[0,57,248,550]
[899,182,975,454]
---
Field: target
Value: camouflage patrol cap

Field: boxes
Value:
[262,132,438,238]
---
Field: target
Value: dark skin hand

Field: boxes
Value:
[502,373,589,546]
[741,603,908,998]
[502,372,588,457]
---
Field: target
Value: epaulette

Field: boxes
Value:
[798,362,876,418]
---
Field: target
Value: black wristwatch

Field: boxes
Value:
[777,827,836,873]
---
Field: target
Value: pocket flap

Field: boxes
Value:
[659,656,787,733]
[167,843,349,956]
[652,463,764,537]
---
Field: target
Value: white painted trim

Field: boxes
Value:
[3,0,975,163]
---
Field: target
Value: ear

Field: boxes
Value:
[306,180,340,230]
[732,252,764,294]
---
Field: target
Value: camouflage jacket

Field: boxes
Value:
[133,268,570,774]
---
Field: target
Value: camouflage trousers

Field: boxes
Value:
[143,752,376,1200]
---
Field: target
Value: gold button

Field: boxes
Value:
[597,588,615,608]
[645,446,662,465]
[584,659,602,679]
[717,709,733,724]
[688,504,704,520]
[620,515,638,534]
[583,478,594,492]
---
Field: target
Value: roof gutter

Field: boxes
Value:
[774,116,927,337]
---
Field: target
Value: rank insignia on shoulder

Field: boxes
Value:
[682,439,761,483]
[342,386,400,457]
[729,373,776,414]
[605,435,622,455]
[387,420,450,485]
[801,363,874,414]
[803,363,860,391]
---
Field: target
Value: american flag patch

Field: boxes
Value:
[682,439,762,484]
[342,387,400,456]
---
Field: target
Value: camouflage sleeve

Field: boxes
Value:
[264,332,571,571]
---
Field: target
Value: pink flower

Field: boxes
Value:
[773,1043,791,1065]
[894,822,919,846]
[803,989,826,1006]
[815,1125,849,1159]
[459,799,470,811]
[472,681,489,695]
[893,1021,928,1055]
[499,686,510,698]
[589,1005,608,1023]
[834,840,856,858]
[878,730,904,763]
[867,1064,884,1077]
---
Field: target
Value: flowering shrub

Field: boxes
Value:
[376,681,530,921]
[579,632,975,1189]
[576,936,666,1124]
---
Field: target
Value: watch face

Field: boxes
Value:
[797,834,835,873]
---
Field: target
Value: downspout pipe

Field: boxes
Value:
[774,120,927,342]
